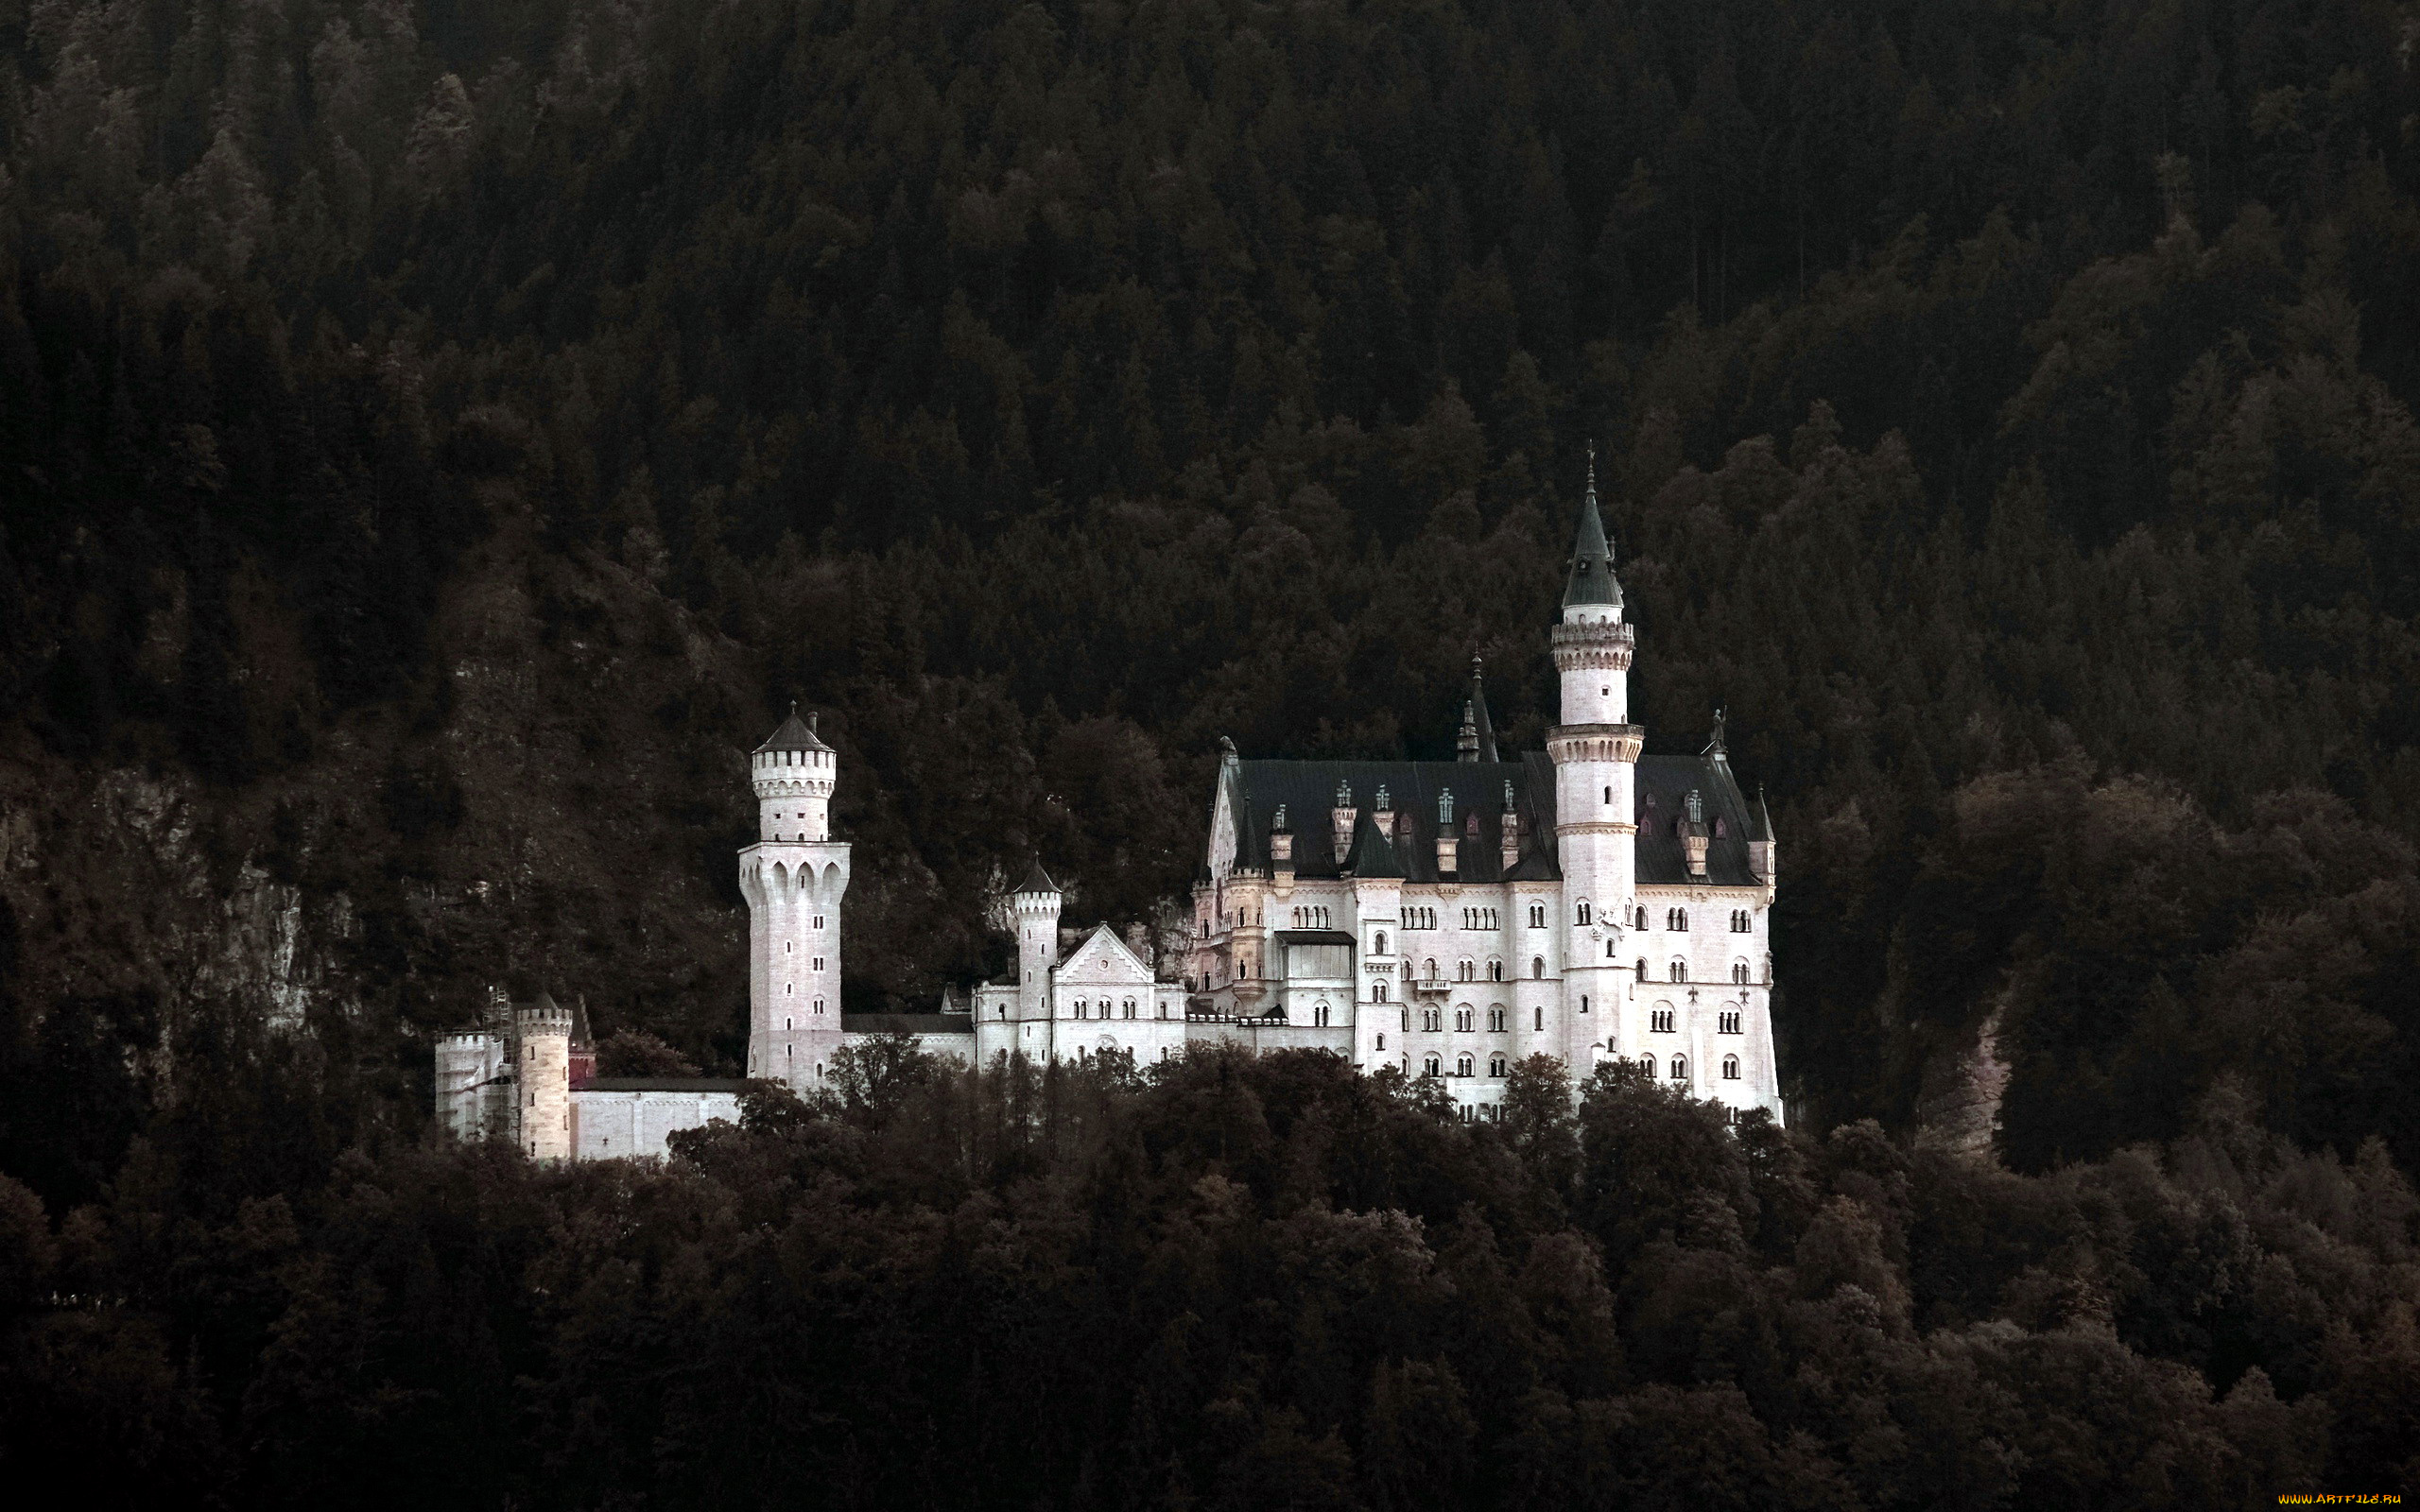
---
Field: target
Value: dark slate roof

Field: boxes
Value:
[755,702,833,754]
[843,1013,977,1036]
[1563,474,1622,609]
[1227,756,1561,884]
[1634,754,1762,885]
[1224,749,1765,888]
[582,1077,746,1093]
[1015,860,1060,896]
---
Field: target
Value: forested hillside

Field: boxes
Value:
[3,0,2420,1498]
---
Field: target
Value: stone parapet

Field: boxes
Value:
[1549,619,1634,671]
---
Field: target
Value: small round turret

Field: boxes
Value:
[1013,861,1063,1028]
[753,702,837,842]
[514,997,575,1162]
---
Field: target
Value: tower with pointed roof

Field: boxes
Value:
[741,704,850,1092]
[1011,861,1064,1039]
[1547,453,1643,1064]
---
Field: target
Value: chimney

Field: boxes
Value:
[1685,790,1710,879]
[1435,788,1458,877]
[1499,780,1521,871]
[1331,781,1357,865]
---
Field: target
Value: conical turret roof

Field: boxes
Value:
[1564,454,1623,609]
[1014,860,1061,896]
[755,701,832,754]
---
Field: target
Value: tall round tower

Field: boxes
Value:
[741,704,850,1093]
[516,995,574,1161]
[1012,862,1063,1055]
[1549,458,1641,1064]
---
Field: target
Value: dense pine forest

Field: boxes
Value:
[2,0,2419,1502]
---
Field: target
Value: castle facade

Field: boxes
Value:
[441,473,1784,1156]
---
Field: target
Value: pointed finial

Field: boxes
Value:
[1585,439,1598,497]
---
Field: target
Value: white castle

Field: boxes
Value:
[438,472,1784,1157]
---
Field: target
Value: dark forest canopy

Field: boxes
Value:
[2,0,2420,1499]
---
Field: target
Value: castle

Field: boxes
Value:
[437,472,1784,1156]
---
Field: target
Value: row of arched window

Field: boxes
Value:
[1074,998,1145,1021]
[1419,1053,1511,1078]
[1290,906,1332,928]
[1634,1054,1744,1081]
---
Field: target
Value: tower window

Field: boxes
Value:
[1636,958,1648,981]
[1489,1054,1507,1076]
[1424,1055,1442,1077]
[1487,1006,1506,1031]
[1669,959,1686,983]
[1639,1054,1656,1077]
[1528,903,1545,928]
[1576,902,1591,926]
[1455,1006,1472,1032]
[1651,1008,1674,1033]
[1456,1054,1474,1077]
[1534,1005,1543,1031]
[1733,962,1751,984]
[1669,1056,1687,1082]
[1720,1011,1741,1034]
[1604,786,1612,804]
[1531,956,1544,979]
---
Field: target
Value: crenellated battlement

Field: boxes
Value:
[1550,619,1635,671]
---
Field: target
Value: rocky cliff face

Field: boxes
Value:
[1,507,771,1116]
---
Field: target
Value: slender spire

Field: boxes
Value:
[1465,655,1499,763]
[1564,442,1622,609]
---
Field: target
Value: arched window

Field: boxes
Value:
[1455,1006,1473,1032]
[1076,1000,1089,1020]
[1374,931,1389,954]
[1457,959,1474,982]
[1639,1054,1657,1077]
[1533,1005,1544,1031]
[1376,1033,1386,1050]
[1315,1002,1331,1026]
[813,999,825,1015]
[1423,1007,1441,1032]
[1732,961,1750,984]
[1636,958,1648,981]
[1580,995,1589,1014]
[1635,906,1649,930]
[1456,1054,1475,1077]
[1425,958,1440,982]
[1651,1007,1674,1032]
[1719,1010,1741,1034]
[1424,1055,1442,1077]
[1669,959,1686,982]
[1529,902,1546,928]
[1488,959,1503,981]
[1373,981,1389,1003]
[1124,998,1137,1019]
[1722,1055,1740,1080]
[1531,956,1545,979]
[1606,939,1617,957]
[1489,1055,1507,1077]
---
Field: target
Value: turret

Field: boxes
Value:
[742,704,850,1092]
[1499,780,1522,871]
[515,995,574,1161]
[1331,781,1357,865]
[1548,449,1644,1064]
[1749,785,1777,885]
[1013,861,1063,1029]
[1270,803,1294,885]
[752,702,835,841]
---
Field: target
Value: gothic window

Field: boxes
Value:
[1456,1054,1474,1077]
[1424,1055,1442,1077]
[1732,961,1750,984]
[1639,1054,1657,1077]
[1722,1055,1740,1080]
[1489,1055,1507,1077]
[1669,1056,1688,1081]
[1531,956,1545,979]
[1715,817,1727,838]
[1374,931,1389,954]
[1455,1006,1473,1032]
[1576,901,1592,926]
[1720,1011,1741,1034]
[1669,959,1686,983]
